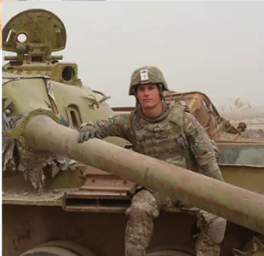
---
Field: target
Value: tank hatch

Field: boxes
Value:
[2,9,66,58]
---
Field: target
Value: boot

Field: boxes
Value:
[196,233,221,256]
[125,247,146,256]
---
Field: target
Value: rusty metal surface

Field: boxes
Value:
[81,165,134,191]
[62,165,133,212]
[2,9,66,54]
[2,205,197,256]
[163,90,220,117]
[2,189,181,213]
[2,191,65,206]
[111,106,135,113]
[3,204,256,256]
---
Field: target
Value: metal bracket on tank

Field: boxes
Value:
[91,89,111,103]
[81,90,110,109]
[82,95,100,109]
[3,109,60,148]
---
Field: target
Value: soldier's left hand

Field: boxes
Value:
[78,124,101,143]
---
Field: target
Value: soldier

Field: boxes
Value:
[78,66,226,256]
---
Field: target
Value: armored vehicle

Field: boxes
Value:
[2,9,264,256]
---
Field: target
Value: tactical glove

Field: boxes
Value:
[78,124,101,143]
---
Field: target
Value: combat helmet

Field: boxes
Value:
[129,66,168,95]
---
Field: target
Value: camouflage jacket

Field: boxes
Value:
[82,102,224,181]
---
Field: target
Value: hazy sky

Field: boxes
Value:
[2,1,264,110]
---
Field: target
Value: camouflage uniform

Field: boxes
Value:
[79,66,226,256]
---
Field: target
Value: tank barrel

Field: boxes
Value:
[22,114,264,235]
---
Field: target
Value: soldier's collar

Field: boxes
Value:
[138,102,171,123]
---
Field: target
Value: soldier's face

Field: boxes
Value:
[136,84,162,109]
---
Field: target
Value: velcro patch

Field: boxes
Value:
[140,69,149,81]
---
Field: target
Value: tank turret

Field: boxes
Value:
[3,9,81,85]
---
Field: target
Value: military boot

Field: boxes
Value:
[195,233,221,256]
[125,247,146,256]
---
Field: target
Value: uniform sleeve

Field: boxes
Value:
[184,113,224,182]
[80,114,131,141]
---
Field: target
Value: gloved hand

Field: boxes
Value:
[78,124,101,143]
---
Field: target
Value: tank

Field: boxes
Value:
[2,9,264,256]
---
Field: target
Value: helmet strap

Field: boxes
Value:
[132,86,141,106]
[157,84,166,101]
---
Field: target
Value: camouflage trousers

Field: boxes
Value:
[125,189,226,256]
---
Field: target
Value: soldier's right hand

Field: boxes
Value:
[78,124,100,143]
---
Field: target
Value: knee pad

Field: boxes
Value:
[207,217,227,244]
[196,233,221,256]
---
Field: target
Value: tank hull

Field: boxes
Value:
[3,204,251,256]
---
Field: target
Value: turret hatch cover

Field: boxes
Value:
[2,9,66,54]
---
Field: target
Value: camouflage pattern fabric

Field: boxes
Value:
[80,100,226,255]
[129,66,168,95]
[125,189,226,256]
[181,207,226,256]
[81,101,224,181]
[125,190,158,256]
